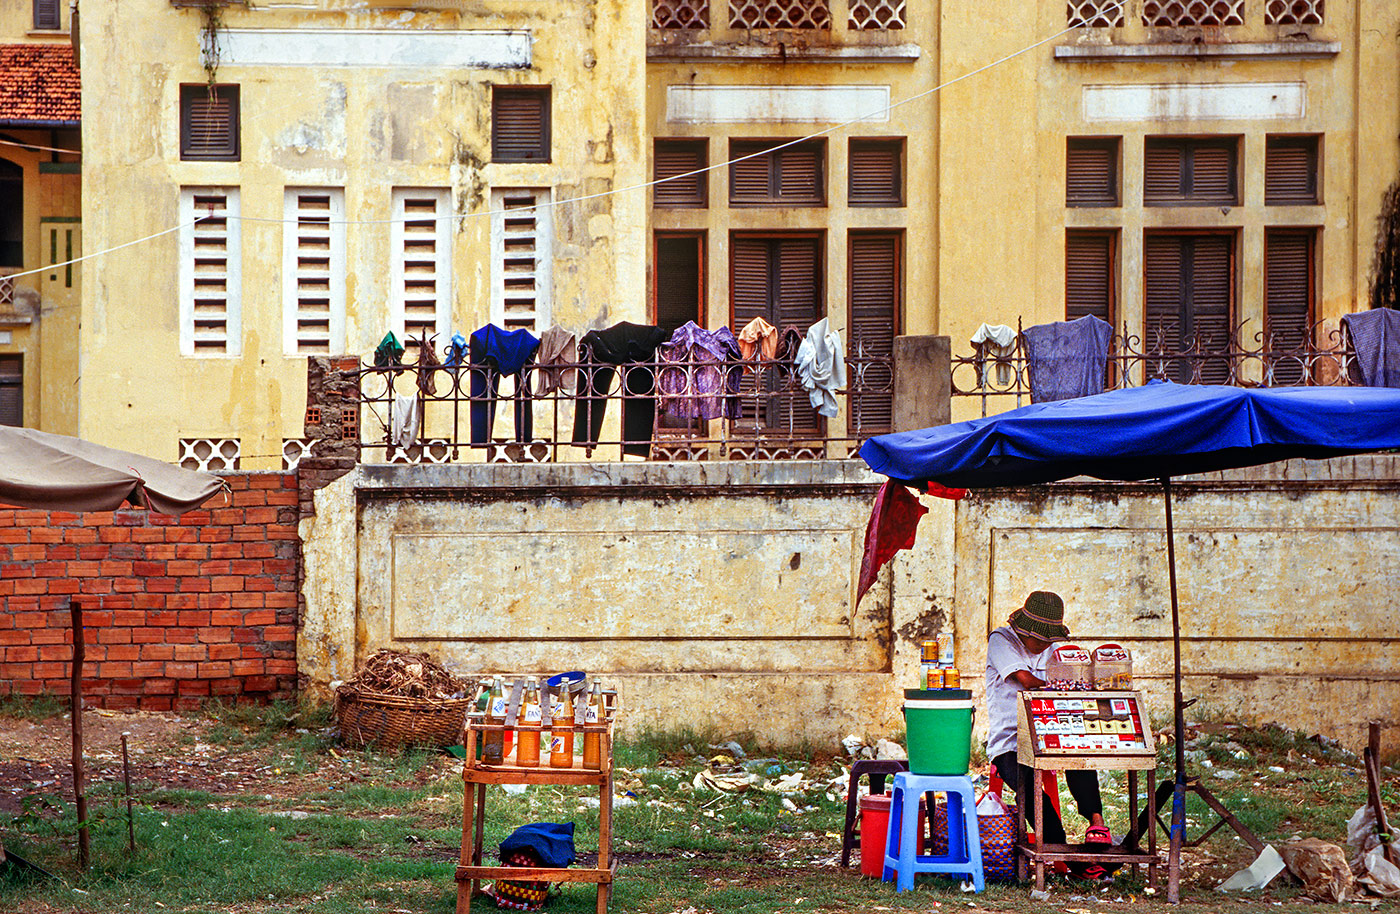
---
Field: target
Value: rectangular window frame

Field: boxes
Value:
[33,0,61,30]
[282,187,346,357]
[1265,134,1321,206]
[0,355,21,427]
[653,138,709,208]
[178,187,242,358]
[180,84,241,162]
[847,137,905,208]
[653,231,707,334]
[847,230,901,436]
[1143,229,1237,384]
[1263,227,1317,372]
[1143,136,1240,208]
[729,139,827,208]
[1066,136,1121,208]
[1065,228,1119,325]
[491,86,552,164]
[391,187,453,350]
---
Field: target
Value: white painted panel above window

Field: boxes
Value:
[1083,82,1306,121]
[666,85,890,123]
[283,188,346,356]
[391,188,452,350]
[219,29,531,69]
[178,187,242,357]
[490,188,552,334]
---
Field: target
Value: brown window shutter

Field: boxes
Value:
[731,143,775,202]
[778,145,822,203]
[181,85,240,161]
[1066,138,1118,207]
[492,87,550,163]
[653,140,707,207]
[848,139,903,206]
[1065,231,1114,322]
[1143,144,1184,204]
[848,234,898,434]
[1265,230,1313,380]
[730,140,824,205]
[1265,137,1319,205]
[0,356,20,427]
[776,238,822,434]
[1144,234,1186,371]
[1145,138,1238,206]
[1190,146,1235,204]
[654,234,703,334]
[1191,235,1233,384]
[34,0,61,29]
[731,237,772,328]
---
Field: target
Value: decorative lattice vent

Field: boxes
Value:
[653,0,709,28]
[282,438,313,471]
[729,0,830,29]
[1265,0,1322,24]
[848,0,904,30]
[1142,0,1243,26]
[179,438,240,472]
[1067,0,1125,27]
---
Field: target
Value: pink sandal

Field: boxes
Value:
[1085,825,1112,846]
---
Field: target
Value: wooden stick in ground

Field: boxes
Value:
[70,598,88,872]
[122,732,135,852]
[1366,721,1396,868]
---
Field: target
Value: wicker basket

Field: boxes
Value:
[334,688,473,750]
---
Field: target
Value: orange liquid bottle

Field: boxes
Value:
[549,688,574,769]
[582,682,602,769]
[516,679,541,767]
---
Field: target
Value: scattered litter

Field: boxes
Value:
[1212,770,1240,780]
[502,783,528,795]
[876,739,907,761]
[708,740,746,759]
[1347,805,1400,897]
[1217,845,1285,891]
[1029,888,1050,901]
[1280,837,1357,902]
[1267,765,1286,773]
[269,810,311,820]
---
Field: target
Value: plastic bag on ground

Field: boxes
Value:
[1347,804,1400,897]
[1280,838,1358,902]
[1216,845,1285,892]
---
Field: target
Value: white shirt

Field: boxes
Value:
[984,625,1049,761]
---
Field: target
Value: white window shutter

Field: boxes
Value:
[283,188,346,355]
[490,188,552,333]
[391,188,452,348]
[179,187,241,357]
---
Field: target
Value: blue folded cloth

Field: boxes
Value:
[1342,309,1400,387]
[500,822,575,869]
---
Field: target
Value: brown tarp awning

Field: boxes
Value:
[0,427,223,516]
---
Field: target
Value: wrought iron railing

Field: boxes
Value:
[354,341,893,464]
[953,319,1358,417]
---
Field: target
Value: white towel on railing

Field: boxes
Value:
[391,393,419,450]
[795,318,847,418]
[971,323,1017,387]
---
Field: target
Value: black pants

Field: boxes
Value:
[992,751,1103,845]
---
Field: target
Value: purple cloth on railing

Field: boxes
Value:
[657,322,743,420]
[1022,315,1113,403]
[1341,309,1400,388]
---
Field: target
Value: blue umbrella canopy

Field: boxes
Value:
[860,380,1400,488]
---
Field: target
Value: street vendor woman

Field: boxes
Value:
[985,591,1111,849]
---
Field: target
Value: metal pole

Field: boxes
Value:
[69,598,88,872]
[1163,478,1185,903]
[122,732,135,852]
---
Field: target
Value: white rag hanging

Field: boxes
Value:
[970,323,1017,387]
[390,393,420,450]
[795,318,847,418]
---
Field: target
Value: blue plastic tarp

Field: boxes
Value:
[859,381,1400,488]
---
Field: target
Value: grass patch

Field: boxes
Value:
[0,692,68,720]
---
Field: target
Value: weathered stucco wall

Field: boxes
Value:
[300,456,1399,749]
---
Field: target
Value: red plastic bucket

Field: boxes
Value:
[857,792,927,878]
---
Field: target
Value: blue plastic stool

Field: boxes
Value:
[881,772,984,892]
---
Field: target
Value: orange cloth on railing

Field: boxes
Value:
[737,317,778,361]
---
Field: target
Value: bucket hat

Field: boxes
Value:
[1009,591,1070,642]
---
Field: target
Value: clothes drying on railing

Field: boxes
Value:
[776,326,804,364]
[442,332,469,370]
[1341,309,1400,388]
[970,323,1017,388]
[657,321,743,421]
[534,325,578,396]
[374,331,405,368]
[1021,314,1112,403]
[572,321,669,457]
[737,317,779,361]
[469,324,540,445]
[411,333,442,396]
[390,392,419,450]
[795,318,847,418]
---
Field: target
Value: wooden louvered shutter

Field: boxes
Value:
[1190,145,1236,205]
[1144,234,1187,379]
[1265,230,1314,383]
[492,87,550,163]
[1066,138,1118,207]
[1191,235,1233,383]
[1065,231,1114,322]
[1143,143,1184,205]
[776,239,822,434]
[34,0,61,30]
[1266,137,1319,205]
[181,85,239,161]
[848,234,898,434]
[0,356,21,427]
[778,143,823,204]
[849,139,903,206]
[654,234,702,335]
[653,140,707,207]
[731,237,772,327]
[730,142,773,203]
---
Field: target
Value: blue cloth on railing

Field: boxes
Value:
[1342,309,1400,388]
[469,325,541,445]
[443,332,469,369]
[1022,315,1112,403]
[500,822,576,869]
[657,321,743,421]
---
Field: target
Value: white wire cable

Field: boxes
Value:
[2,218,203,282]
[0,137,80,155]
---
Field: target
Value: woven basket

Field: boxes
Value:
[334,689,472,750]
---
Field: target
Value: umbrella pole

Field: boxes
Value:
[1162,477,1185,903]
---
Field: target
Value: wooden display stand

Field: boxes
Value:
[456,716,616,914]
[1015,690,1159,890]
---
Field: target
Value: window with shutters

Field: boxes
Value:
[490,188,552,333]
[1066,137,1119,208]
[654,139,708,208]
[179,187,241,357]
[1265,135,1320,206]
[1143,232,1234,384]
[32,0,61,29]
[0,356,20,427]
[0,159,20,268]
[654,232,704,335]
[1144,137,1239,207]
[492,87,550,164]
[392,188,452,351]
[848,139,903,207]
[848,232,899,435]
[282,188,346,356]
[729,140,825,207]
[1065,230,1117,324]
[731,234,823,434]
[180,85,240,162]
[1265,229,1315,384]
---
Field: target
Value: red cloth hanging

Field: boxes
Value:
[856,479,929,606]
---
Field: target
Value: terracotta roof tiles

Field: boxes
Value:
[0,43,80,126]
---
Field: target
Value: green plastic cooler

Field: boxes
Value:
[902,688,974,775]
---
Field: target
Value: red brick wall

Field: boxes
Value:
[0,473,299,710]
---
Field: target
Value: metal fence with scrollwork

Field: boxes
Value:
[953,319,1360,417]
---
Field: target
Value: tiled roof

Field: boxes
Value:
[0,44,80,126]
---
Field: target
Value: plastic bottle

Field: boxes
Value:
[549,686,574,769]
[582,681,603,769]
[482,677,505,764]
[516,679,541,767]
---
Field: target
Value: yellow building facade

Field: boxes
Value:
[0,0,81,435]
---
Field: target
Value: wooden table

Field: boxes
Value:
[456,720,615,914]
[1014,690,1160,890]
